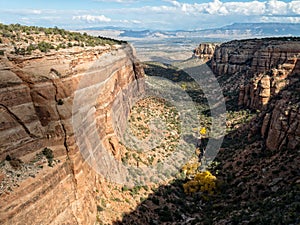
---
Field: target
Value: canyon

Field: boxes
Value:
[117,38,300,224]
[0,31,299,224]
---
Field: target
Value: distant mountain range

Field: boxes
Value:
[119,30,176,38]
[200,23,300,37]
[82,23,300,40]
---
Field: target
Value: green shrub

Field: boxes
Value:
[26,44,37,54]
[97,205,104,212]
[42,147,54,167]
[38,41,54,53]
[57,99,64,105]
[13,47,26,55]
[9,158,23,169]
[122,185,129,192]
[0,23,127,55]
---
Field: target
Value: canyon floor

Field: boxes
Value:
[93,57,299,224]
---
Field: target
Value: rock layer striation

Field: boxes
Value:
[211,37,300,151]
[194,43,219,61]
[0,44,144,224]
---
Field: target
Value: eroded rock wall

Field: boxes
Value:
[193,43,219,61]
[211,37,300,151]
[211,38,300,77]
[0,44,144,224]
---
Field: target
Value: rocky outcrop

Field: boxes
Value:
[193,43,219,61]
[238,58,299,109]
[211,38,300,77]
[263,98,300,151]
[211,37,300,151]
[0,44,144,224]
[212,38,300,107]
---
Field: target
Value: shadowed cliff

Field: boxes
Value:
[114,38,300,224]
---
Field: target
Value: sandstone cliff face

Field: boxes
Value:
[238,56,299,110]
[212,38,300,101]
[211,38,300,77]
[211,38,300,151]
[0,44,144,224]
[194,43,219,61]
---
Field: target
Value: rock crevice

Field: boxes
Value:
[0,103,36,139]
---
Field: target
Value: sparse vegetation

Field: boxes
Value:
[9,158,23,169]
[113,47,300,224]
[42,147,54,167]
[0,23,126,55]
[57,99,64,105]
[97,205,104,212]
[183,170,217,196]
[37,41,55,53]
[119,96,181,168]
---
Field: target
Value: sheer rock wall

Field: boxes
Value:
[0,44,144,224]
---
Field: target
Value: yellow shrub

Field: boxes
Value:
[199,127,207,135]
[183,170,217,195]
[181,162,201,177]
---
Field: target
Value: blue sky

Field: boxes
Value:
[1,0,300,30]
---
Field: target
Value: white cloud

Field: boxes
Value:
[2,9,43,15]
[206,0,223,14]
[267,0,287,15]
[73,15,111,23]
[289,0,300,14]
[164,0,300,16]
[119,19,141,24]
[164,0,181,7]
[132,20,142,24]
[223,1,266,15]
[90,0,300,29]
[149,5,176,13]
[32,10,42,15]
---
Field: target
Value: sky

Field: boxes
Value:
[0,0,300,30]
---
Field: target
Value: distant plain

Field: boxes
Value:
[81,30,228,63]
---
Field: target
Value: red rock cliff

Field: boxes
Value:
[211,37,300,151]
[0,44,144,224]
[194,43,219,61]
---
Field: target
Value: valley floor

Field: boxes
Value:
[95,58,300,224]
